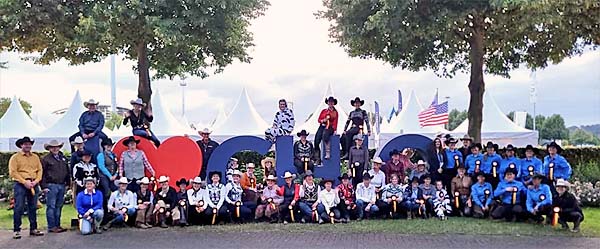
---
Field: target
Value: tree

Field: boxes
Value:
[448,109,468,131]
[569,128,600,146]
[507,111,534,130]
[0,0,269,106]
[105,112,124,131]
[318,0,600,142]
[540,114,569,140]
[0,97,32,118]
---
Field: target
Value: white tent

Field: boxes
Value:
[37,91,84,137]
[110,124,133,139]
[212,88,269,137]
[451,92,538,147]
[381,90,448,134]
[150,91,196,136]
[0,96,43,138]
[295,84,349,134]
[210,104,229,129]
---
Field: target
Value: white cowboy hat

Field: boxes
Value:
[417,160,427,166]
[130,98,146,106]
[44,139,64,150]
[556,179,571,188]
[71,136,84,145]
[198,128,212,134]
[246,163,256,168]
[137,177,150,185]
[372,157,385,165]
[83,177,96,184]
[116,177,129,185]
[158,176,170,183]
[83,99,99,108]
[232,170,242,176]
[230,158,239,162]
[191,177,203,184]
[281,171,296,179]
[266,175,277,181]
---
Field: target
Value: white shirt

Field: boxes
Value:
[368,169,386,188]
[108,190,136,211]
[356,183,376,203]
[187,188,207,209]
[318,189,340,211]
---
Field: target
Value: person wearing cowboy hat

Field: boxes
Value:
[154,176,180,228]
[465,143,483,177]
[265,99,295,144]
[384,149,409,185]
[470,172,494,219]
[72,150,100,194]
[520,144,543,185]
[255,175,283,222]
[401,176,426,219]
[482,141,502,188]
[316,178,340,224]
[9,137,45,238]
[355,173,379,220]
[451,164,472,217]
[187,177,208,225]
[409,160,429,182]
[491,168,526,221]
[294,129,315,175]
[175,178,190,226]
[336,173,355,222]
[419,174,436,217]
[97,138,118,203]
[195,127,220,179]
[298,170,322,223]
[368,157,387,190]
[75,177,104,235]
[40,139,70,233]
[526,173,553,224]
[348,134,369,186]
[135,177,155,228]
[69,136,88,169]
[260,157,276,184]
[553,179,584,232]
[277,171,300,224]
[224,170,252,223]
[118,136,156,193]
[543,141,572,181]
[123,97,160,147]
[205,171,228,224]
[442,137,463,190]
[240,163,257,191]
[379,174,405,219]
[104,177,136,230]
[458,135,474,160]
[499,144,522,183]
[68,98,108,153]
[314,96,339,162]
[226,157,239,183]
[341,97,370,159]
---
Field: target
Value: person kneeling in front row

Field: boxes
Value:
[491,169,525,221]
[317,179,340,224]
[470,172,494,218]
[526,173,552,224]
[554,179,584,233]
[355,173,379,220]
[104,177,137,230]
[76,177,104,235]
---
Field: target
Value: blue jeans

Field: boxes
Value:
[298,201,316,218]
[113,208,137,224]
[81,210,104,235]
[45,184,66,230]
[356,199,379,218]
[133,129,161,147]
[317,203,340,222]
[13,182,39,232]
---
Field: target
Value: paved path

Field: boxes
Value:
[1,229,598,249]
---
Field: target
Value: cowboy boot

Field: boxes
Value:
[324,142,331,160]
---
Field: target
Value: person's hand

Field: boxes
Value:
[24,180,32,189]
[532,209,537,215]
[312,203,318,209]
[82,134,89,139]
[505,187,514,192]
[370,201,376,205]
[89,132,95,138]
[437,168,443,174]
[166,211,171,217]
[138,204,145,209]
[43,188,49,194]
[528,185,534,190]
[291,200,296,206]
[482,206,488,211]
[345,200,350,205]
[386,198,392,203]
[342,131,346,135]
[124,111,131,118]
[111,175,117,181]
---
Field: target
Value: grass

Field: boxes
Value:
[1,203,598,237]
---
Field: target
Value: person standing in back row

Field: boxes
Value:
[41,140,70,233]
[265,99,295,144]
[342,97,370,160]
[314,96,339,161]
[196,128,220,179]
[68,99,108,152]
[123,98,160,147]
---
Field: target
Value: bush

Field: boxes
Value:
[573,161,600,183]
[572,180,600,207]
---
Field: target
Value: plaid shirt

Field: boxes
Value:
[336,183,354,203]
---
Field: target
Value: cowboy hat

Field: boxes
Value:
[176,178,189,186]
[137,177,150,185]
[546,141,563,154]
[338,173,350,181]
[389,149,401,157]
[78,150,93,157]
[83,99,99,108]
[504,168,518,176]
[324,96,338,105]
[475,171,486,178]
[261,157,275,167]
[232,170,242,177]
[321,178,334,185]
[229,157,239,162]
[372,157,385,165]
[445,137,458,145]
[350,97,365,106]
[71,136,84,145]
[101,138,115,147]
[281,171,296,179]
[157,176,170,183]
[296,130,309,137]
[246,163,256,168]
[460,134,473,141]
[191,177,203,184]
[456,164,466,170]
[420,174,431,181]
[484,141,498,151]
[304,170,314,178]
[265,175,277,182]
[83,177,96,184]
[505,144,515,151]
[122,136,140,146]
[116,177,130,185]
[353,134,364,141]
[524,144,539,154]
[469,143,483,151]
[130,98,146,106]
[362,173,374,180]
[532,173,545,180]
[15,137,35,148]
[417,160,426,166]
[556,179,571,188]
[208,171,222,179]
[198,128,212,134]
[44,139,64,150]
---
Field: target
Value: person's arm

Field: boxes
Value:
[118,152,125,177]
[451,178,457,195]
[293,142,300,161]
[493,182,506,198]
[217,185,226,208]
[93,192,103,211]
[363,147,370,169]
[369,188,376,203]
[40,157,49,190]
[123,111,130,125]
[224,184,234,204]
[299,185,305,198]
[128,192,136,209]
[150,192,154,205]
[140,151,155,176]
[540,185,553,207]
[9,155,28,185]
[318,110,327,124]
[94,113,105,134]
[96,153,112,178]
[562,157,572,180]
[145,111,154,122]
[33,156,43,184]
[343,114,351,132]
[471,186,483,207]
[526,191,534,213]
[293,184,300,201]
[107,192,116,212]
[288,109,295,131]
[76,193,86,215]
[78,113,86,135]
[363,110,371,133]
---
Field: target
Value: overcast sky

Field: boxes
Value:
[1,0,599,128]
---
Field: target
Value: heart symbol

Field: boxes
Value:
[113,136,202,189]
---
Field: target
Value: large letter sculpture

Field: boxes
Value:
[378,134,437,172]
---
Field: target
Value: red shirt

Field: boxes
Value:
[336,183,354,203]
[318,108,339,131]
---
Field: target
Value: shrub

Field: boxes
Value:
[573,161,600,183]
[572,180,600,207]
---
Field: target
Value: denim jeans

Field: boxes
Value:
[133,129,161,147]
[45,183,66,230]
[316,203,340,222]
[298,201,316,217]
[113,207,137,223]
[13,182,39,232]
[356,199,379,218]
[81,210,104,235]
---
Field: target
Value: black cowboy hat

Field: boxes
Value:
[475,171,486,179]
[296,130,309,137]
[350,97,365,106]
[101,138,115,147]
[122,136,140,146]
[524,144,539,154]
[504,168,518,176]
[546,141,563,154]
[445,137,458,145]
[410,177,420,183]
[532,173,545,180]
[505,144,515,151]
[389,149,401,157]
[304,170,314,179]
[324,96,338,105]
[362,173,374,180]
[456,164,466,170]
[420,174,432,181]
[15,137,35,148]
[78,150,93,157]
[321,178,334,185]
[176,178,189,186]
[469,143,483,151]
[338,173,350,181]
[208,171,222,179]
[484,141,498,151]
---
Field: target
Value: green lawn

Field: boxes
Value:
[1,203,598,237]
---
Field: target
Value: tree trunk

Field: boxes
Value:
[467,20,485,143]
[137,41,152,110]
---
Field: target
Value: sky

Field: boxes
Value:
[1,0,599,128]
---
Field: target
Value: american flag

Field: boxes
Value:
[418,101,449,127]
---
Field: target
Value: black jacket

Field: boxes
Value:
[41,152,71,189]
[156,187,178,211]
[196,139,220,168]
[553,191,583,216]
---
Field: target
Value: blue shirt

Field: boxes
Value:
[499,156,521,182]
[465,153,483,175]
[482,153,502,176]
[445,148,463,169]
[96,152,117,178]
[78,111,105,134]
[494,180,525,205]
[520,157,543,183]
[471,182,494,207]
[543,154,572,180]
[76,189,104,215]
[526,184,553,213]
